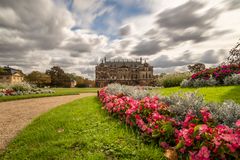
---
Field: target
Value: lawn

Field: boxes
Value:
[152,85,240,104]
[0,96,166,160]
[0,88,98,102]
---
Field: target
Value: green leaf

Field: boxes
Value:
[175,140,184,150]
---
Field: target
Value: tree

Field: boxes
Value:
[187,63,205,73]
[46,66,70,87]
[227,39,240,64]
[26,71,51,87]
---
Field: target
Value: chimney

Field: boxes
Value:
[140,57,142,63]
[104,57,106,63]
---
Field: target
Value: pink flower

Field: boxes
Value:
[200,108,212,123]
[199,124,209,134]
[160,142,169,149]
[196,146,210,160]
[236,120,240,127]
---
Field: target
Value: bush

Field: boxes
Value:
[224,74,240,85]
[10,82,32,92]
[0,82,55,96]
[0,84,6,89]
[181,77,218,88]
[191,64,240,83]
[181,63,240,88]
[158,72,190,88]
[106,83,151,100]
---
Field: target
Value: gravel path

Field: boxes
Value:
[0,93,96,150]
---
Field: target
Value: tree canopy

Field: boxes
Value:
[228,39,240,64]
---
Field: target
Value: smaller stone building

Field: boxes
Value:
[0,66,24,84]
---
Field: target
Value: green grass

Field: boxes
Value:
[0,96,166,160]
[0,88,98,102]
[153,85,240,104]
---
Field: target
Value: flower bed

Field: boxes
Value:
[181,64,240,87]
[0,83,54,97]
[98,85,240,159]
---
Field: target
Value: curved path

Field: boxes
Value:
[0,93,96,150]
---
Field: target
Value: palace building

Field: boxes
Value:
[95,57,153,87]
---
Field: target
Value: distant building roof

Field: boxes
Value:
[97,57,151,68]
[0,66,24,76]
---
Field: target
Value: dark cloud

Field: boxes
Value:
[119,25,131,36]
[0,0,74,53]
[200,49,227,64]
[63,38,92,54]
[151,49,227,69]
[131,39,161,56]
[156,1,222,45]
[120,39,131,49]
[151,55,190,68]
[225,0,240,10]
[50,58,78,68]
[78,67,95,75]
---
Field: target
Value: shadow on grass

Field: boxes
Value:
[220,85,240,104]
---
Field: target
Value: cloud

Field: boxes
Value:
[224,0,240,10]
[50,57,79,68]
[200,49,227,64]
[151,55,190,68]
[131,39,161,56]
[119,24,132,36]
[155,1,222,45]
[151,49,227,69]
[0,0,75,51]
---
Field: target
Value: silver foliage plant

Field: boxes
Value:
[106,83,152,99]
[223,74,240,85]
[181,77,218,88]
[105,84,240,128]
[159,92,206,121]
[208,101,240,127]
[160,92,240,128]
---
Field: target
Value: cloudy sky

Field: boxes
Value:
[0,0,240,79]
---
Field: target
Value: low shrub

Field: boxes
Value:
[98,84,240,159]
[0,82,55,96]
[181,77,218,88]
[224,74,240,85]
[181,64,240,88]
[158,72,190,88]
[10,82,32,92]
[106,83,151,100]
[0,84,6,89]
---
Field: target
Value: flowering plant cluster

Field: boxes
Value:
[191,64,240,81]
[181,64,240,87]
[98,87,240,159]
[0,83,54,97]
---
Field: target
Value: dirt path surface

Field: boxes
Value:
[0,93,96,150]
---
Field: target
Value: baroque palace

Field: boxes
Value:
[95,57,153,87]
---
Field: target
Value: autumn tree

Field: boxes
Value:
[26,71,51,87]
[187,63,206,73]
[46,66,70,87]
[227,39,240,64]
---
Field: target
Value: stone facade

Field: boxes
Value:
[0,66,24,84]
[95,58,153,87]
